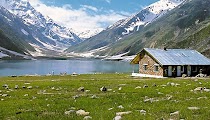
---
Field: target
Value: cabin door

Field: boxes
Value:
[168,66,172,77]
[177,66,181,77]
[187,65,191,76]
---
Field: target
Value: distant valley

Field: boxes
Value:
[0,0,210,60]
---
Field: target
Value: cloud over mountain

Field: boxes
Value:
[27,0,129,38]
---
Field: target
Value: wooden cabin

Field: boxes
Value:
[131,48,210,77]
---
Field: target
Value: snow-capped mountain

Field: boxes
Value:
[77,29,103,39]
[0,0,82,56]
[108,0,185,35]
[67,0,185,54]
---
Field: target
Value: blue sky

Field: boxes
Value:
[29,0,159,37]
[41,0,158,14]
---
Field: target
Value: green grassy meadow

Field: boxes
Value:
[0,74,210,120]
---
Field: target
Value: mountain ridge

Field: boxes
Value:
[66,0,185,55]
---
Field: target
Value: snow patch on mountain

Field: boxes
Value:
[77,29,103,39]
[0,47,33,59]
[0,52,8,58]
[122,0,184,35]
[21,28,29,35]
[108,0,184,36]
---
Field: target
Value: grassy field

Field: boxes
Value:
[0,74,210,120]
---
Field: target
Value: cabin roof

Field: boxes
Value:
[131,48,210,66]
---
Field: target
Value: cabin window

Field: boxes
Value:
[143,64,148,71]
[154,64,159,72]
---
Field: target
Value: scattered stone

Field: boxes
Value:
[113,115,122,120]
[158,92,164,95]
[65,110,75,115]
[194,87,203,92]
[107,89,112,91]
[197,97,207,100]
[32,96,37,99]
[15,85,19,89]
[83,116,92,120]
[152,83,157,87]
[24,83,30,85]
[196,74,207,78]
[118,87,122,91]
[100,86,107,92]
[188,107,200,110]
[119,84,126,86]
[166,94,173,100]
[144,98,154,103]
[0,90,2,93]
[27,86,33,89]
[76,110,89,116]
[135,86,141,89]
[160,84,167,87]
[182,74,187,78]
[170,111,179,120]
[143,85,148,88]
[2,94,8,97]
[73,95,79,99]
[78,87,85,92]
[24,94,28,97]
[117,105,124,109]
[139,110,146,115]
[204,87,210,92]
[116,111,132,116]
[70,107,76,110]
[144,96,156,103]
[85,90,90,92]
[2,84,8,88]
[170,111,179,116]
[90,95,98,99]
[56,88,60,91]
[108,108,113,111]
[22,86,26,89]
[16,111,22,114]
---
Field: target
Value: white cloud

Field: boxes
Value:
[27,0,128,37]
[105,0,111,3]
[80,5,98,12]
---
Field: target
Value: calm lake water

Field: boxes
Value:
[0,59,138,76]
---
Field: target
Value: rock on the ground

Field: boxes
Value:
[188,107,200,110]
[78,87,85,92]
[76,110,90,116]
[65,110,75,115]
[116,111,132,116]
[113,115,122,120]
[83,116,92,120]
[139,110,146,115]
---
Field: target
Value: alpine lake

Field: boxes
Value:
[0,59,138,76]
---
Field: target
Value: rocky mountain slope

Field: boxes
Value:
[0,6,36,59]
[66,0,185,54]
[0,0,82,57]
[106,0,210,58]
